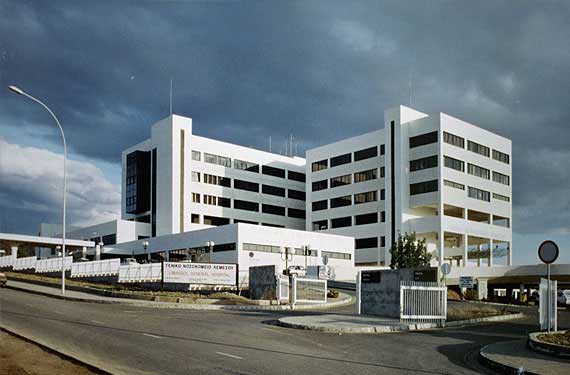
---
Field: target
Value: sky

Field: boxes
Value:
[0,0,569,265]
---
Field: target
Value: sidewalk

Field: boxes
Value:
[479,339,570,375]
[4,280,353,311]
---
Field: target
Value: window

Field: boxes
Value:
[191,171,200,182]
[492,171,510,186]
[234,159,259,173]
[234,199,259,212]
[330,195,352,208]
[312,200,327,211]
[192,193,200,203]
[380,144,385,155]
[204,173,231,187]
[467,163,490,179]
[243,243,281,254]
[262,204,286,216]
[331,216,352,228]
[262,223,285,228]
[468,186,490,202]
[288,208,306,219]
[354,146,377,162]
[355,212,378,225]
[321,251,351,260]
[234,219,257,225]
[262,165,285,178]
[380,167,385,178]
[191,214,200,224]
[234,179,259,192]
[380,189,385,200]
[312,220,328,231]
[192,150,201,161]
[444,156,464,172]
[467,140,490,157]
[293,247,318,257]
[203,216,230,226]
[492,149,510,164]
[102,234,116,245]
[410,180,438,195]
[410,155,438,172]
[203,194,216,205]
[312,159,328,172]
[381,236,386,247]
[409,131,438,148]
[288,189,306,201]
[330,174,352,188]
[218,197,231,207]
[204,152,231,167]
[493,192,510,202]
[443,132,464,148]
[381,211,386,222]
[330,153,351,167]
[354,190,377,204]
[262,184,285,197]
[312,179,328,191]
[288,170,306,182]
[355,237,377,249]
[444,180,465,190]
[354,169,377,183]
[212,243,237,252]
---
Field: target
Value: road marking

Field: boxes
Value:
[216,351,243,360]
[261,327,296,337]
[123,310,138,313]
[91,320,105,325]
[142,333,162,339]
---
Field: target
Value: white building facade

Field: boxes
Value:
[122,115,307,237]
[306,106,512,267]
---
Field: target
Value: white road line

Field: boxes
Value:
[261,327,296,337]
[216,351,243,360]
[123,310,138,313]
[91,320,105,325]
[142,333,163,339]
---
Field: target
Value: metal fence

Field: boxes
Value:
[118,263,162,283]
[35,257,73,273]
[13,256,37,271]
[400,281,447,326]
[71,259,121,278]
[0,255,13,268]
[292,276,327,305]
[277,275,289,302]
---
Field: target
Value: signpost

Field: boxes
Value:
[459,276,474,289]
[441,263,451,285]
[538,240,559,333]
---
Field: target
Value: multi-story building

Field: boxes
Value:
[306,106,512,267]
[122,115,307,237]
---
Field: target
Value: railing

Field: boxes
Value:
[71,259,120,278]
[13,256,37,271]
[0,255,13,268]
[118,263,162,283]
[400,281,447,326]
[276,275,289,303]
[292,276,327,305]
[35,257,73,273]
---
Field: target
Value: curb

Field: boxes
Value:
[0,326,111,375]
[5,283,353,312]
[276,311,523,334]
[528,331,570,358]
[479,340,540,375]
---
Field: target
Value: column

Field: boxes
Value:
[438,230,444,266]
[477,244,481,267]
[463,234,468,267]
[507,241,512,266]
[488,238,493,267]
[11,245,18,260]
[519,283,525,303]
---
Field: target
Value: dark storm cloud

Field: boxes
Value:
[1,0,569,236]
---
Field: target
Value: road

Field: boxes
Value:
[0,288,567,375]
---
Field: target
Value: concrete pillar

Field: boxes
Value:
[477,244,481,267]
[519,283,525,303]
[488,239,493,267]
[82,247,87,260]
[438,230,444,266]
[477,278,488,300]
[95,244,101,261]
[507,241,512,266]
[463,234,468,267]
[166,251,170,262]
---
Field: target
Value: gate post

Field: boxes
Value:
[356,270,361,315]
[291,274,297,309]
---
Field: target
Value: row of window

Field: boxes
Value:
[443,131,510,164]
[312,211,386,231]
[191,214,287,228]
[191,193,306,219]
[312,168,385,192]
[311,145,386,172]
[443,156,510,186]
[241,243,350,259]
[312,190,385,211]
[444,179,511,203]
[192,150,306,182]
[192,172,306,200]
[355,236,386,249]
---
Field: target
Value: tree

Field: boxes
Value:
[389,232,432,269]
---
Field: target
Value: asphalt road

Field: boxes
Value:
[1,288,567,375]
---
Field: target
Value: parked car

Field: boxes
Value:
[0,272,7,287]
[287,265,306,277]
[557,290,570,305]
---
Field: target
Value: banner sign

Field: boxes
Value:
[163,262,237,285]
[413,269,437,282]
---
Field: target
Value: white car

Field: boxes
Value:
[557,290,570,305]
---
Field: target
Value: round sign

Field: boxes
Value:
[538,240,559,264]
[249,252,254,258]
[441,263,451,276]
[322,255,329,265]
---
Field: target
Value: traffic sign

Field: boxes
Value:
[538,240,559,264]
[441,263,451,276]
[459,276,474,289]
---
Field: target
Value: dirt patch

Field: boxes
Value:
[0,331,98,375]
[447,303,509,321]
[537,331,570,347]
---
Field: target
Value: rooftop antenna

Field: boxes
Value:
[169,78,173,116]
[290,133,293,157]
[408,68,413,107]
[269,136,272,153]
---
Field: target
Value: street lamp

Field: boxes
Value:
[205,241,215,262]
[9,85,67,295]
[142,241,150,262]
[281,247,293,275]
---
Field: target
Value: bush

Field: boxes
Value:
[327,289,339,298]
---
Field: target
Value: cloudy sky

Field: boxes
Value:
[0,1,569,264]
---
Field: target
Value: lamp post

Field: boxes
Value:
[205,241,215,262]
[9,85,67,295]
[281,247,293,275]
[142,241,150,262]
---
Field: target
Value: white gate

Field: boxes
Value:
[276,275,289,302]
[292,276,327,305]
[400,281,447,326]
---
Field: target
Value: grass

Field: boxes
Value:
[446,304,509,321]
[537,331,570,347]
